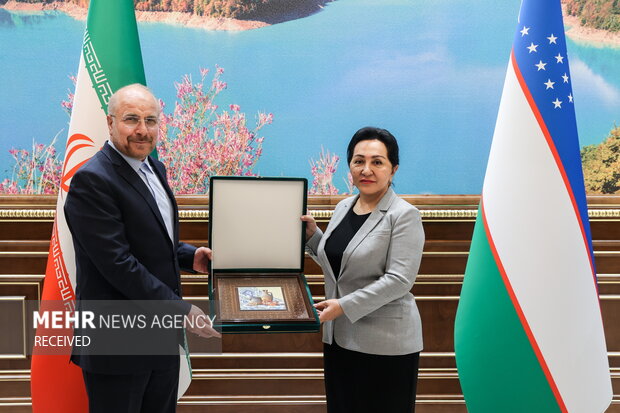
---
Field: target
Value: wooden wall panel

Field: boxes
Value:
[0,194,619,412]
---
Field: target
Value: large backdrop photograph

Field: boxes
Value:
[1,0,619,195]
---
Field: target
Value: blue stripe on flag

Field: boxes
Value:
[512,0,594,265]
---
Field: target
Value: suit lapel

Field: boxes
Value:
[338,188,398,280]
[102,144,169,241]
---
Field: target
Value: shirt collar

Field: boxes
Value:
[107,140,151,173]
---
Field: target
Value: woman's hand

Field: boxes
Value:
[314,299,344,322]
[300,213,318,241]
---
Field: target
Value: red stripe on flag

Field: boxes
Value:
[480,199,568,413]
[31,222,88,412]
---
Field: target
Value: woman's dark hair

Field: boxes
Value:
[346,127,399,167]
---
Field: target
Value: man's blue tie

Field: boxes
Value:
[139,162,174,243]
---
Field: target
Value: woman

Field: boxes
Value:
[301,127,425,413]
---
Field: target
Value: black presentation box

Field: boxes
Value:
[208,176,320,333]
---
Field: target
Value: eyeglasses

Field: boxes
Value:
[110,115,159,129]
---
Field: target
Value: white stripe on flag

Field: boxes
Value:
[56,53,110,292]
[483,58,611,412]
[65,54,109,168]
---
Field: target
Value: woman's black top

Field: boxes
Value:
[324,206,370,279]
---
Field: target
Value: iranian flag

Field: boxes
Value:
[454,0,612,412]
[30,1,191,411]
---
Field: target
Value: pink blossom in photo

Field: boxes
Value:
[0,134,63,195]
[308,147,341,195]
[157,67,273,194]
[2,67,272,195]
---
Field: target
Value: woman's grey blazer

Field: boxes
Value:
[306,187,425,355]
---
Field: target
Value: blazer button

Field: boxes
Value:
[174,289,179,294]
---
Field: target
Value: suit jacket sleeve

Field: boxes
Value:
[65,167,191,310]
[177,241,197,273]
[338,207,424,323]
[304,228,323,260]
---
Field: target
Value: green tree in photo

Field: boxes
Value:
[582,126,620,194]
[564,0,620,32]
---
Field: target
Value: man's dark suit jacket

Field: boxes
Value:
[64,142,194,374]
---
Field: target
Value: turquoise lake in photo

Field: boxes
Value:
[1,0,619,194]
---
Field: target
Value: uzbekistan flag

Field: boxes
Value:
[454,0,612,412]
[31,1,192,411]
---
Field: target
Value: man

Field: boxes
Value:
[64,83,220,413]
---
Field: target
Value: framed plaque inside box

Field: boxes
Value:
[208,176,319,333]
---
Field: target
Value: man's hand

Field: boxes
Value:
[314,299,344,323]
[193,247,212,273]
[185,304,221,339]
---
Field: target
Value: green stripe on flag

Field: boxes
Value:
[83,0,146,113]
[455,210,561,412]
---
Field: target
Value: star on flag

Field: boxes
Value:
[515,24,575,109]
